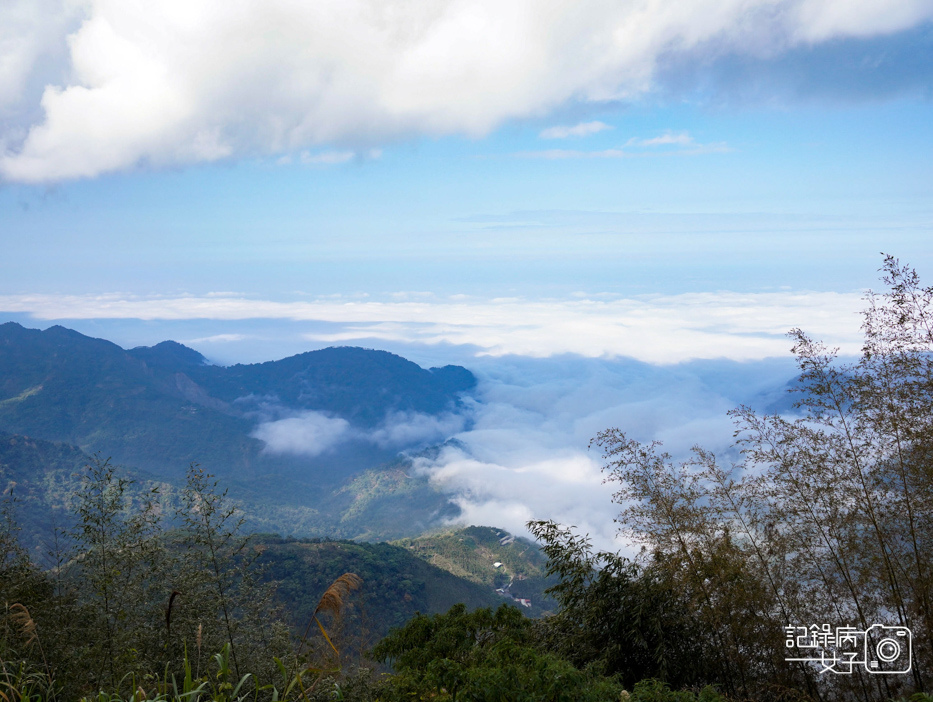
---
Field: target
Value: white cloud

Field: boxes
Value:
[369,411,467,450]
[183,333,247,344]
[539,121,612,139]
[419,448,625,554]
[0,290,865,363]
[626,131,694,147]
[412,354,799,553]
[251,406,468,456]
[518,131,731,158]
[252,410,352,457]
[0,0,81,116]
[791,0,933,42]
[1,0,930,181]
[300,150,356,165]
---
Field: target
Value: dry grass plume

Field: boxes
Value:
[299,573,363,658]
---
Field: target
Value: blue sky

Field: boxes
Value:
[1,1,932,364]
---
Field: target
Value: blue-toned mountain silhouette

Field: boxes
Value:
[0,322,475,541]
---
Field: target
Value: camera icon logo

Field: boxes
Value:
[865,625,912,674]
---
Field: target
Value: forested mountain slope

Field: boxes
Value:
[255,536,504,647]
[0,322,476,541]
[0,322,473,477]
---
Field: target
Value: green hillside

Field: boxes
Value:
[0,438,518,651]
[174,345,476,428]
[0,432,465,554]
[393,526,559,615]
[0,322,476,542]
[231,459,462,543]
[0,323,263,479]
[254,536,506,647]
[0,322,475,482]
[0,432,90,560]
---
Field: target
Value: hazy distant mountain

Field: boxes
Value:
[0,322,475,479]
[0,323,254,478]
[158,343,476,428]
[0,322,476,541]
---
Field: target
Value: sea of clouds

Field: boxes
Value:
[2,288,863,551]
[412,355,801,553]
[252,407,467,456]
[247,352,801,552]
[0,289,866,363]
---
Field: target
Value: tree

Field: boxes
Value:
[0,489,57,691]
[527,519,712,691]
[590,435,812,699]
[372,602,626,701]
[1,461,292,699]
[591,256,933,701]
[70,456,167,692]
[170,464,290,688]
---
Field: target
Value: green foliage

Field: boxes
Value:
[586,256,933,701]
[174,465,251,676]
[528,520,711,690]
[0,458,294,700]
[1,452,809,702]
[373,603,625,701]
[255,536,502,656]
[71,456,168,689]
[166,465,291,691]
[0,484,89,698]
[0,657,57,702]
[625,679,729,702]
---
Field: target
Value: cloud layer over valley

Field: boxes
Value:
[0,289,866,364]
[414,355,798,552]
[244,351,801,552]
[0,286,869,550]
[252,408,467,457]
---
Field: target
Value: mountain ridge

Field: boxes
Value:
[0,321,475,476]
[0,322,477,541]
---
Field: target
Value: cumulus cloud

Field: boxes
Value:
[539,121,612,139]
[1,0,931,181]
[0,290,866,363]
[0,0,81,121]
